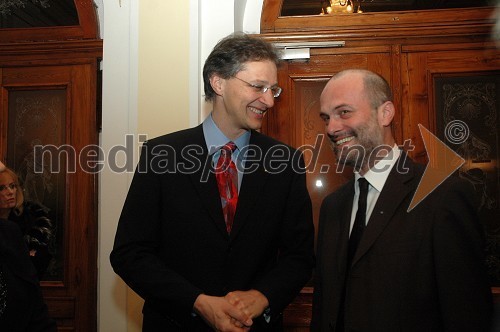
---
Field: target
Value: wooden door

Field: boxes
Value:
[264,47,394,242]
[262,47,394,330]
[0,61,98,331]
[401,44,500,160]
[401,45,500,288]
[0,1,101,329]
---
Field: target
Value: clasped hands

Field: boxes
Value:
[194,289,269,332]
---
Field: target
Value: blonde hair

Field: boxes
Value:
[0,166,25,215]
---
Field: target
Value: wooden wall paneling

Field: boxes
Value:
[264,47,396,329]
[67,62,98,332]
[400,49,412,160]
[389,44,500,305]
[261,1,499,330]
[0,61,98,331]
[291,77,332,240]
[262,44,393,147]
[0,1,101,329]
[73,0,99,38]
[283,287,313,331]
[289,50,393,233]
[0,0,99,43]
[0,41,103,64]
[1,65,73,324]
[390,44,403,145]
[401,50,430,163]
[263,61,291,145]
[401,43,500,163]
[261,1,495,35]
[261,0,282,32]
[0,67,5,156]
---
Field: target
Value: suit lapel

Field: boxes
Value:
[229,132,269,239]
[350,155,418,266]
[337,182,355,274]
[188,125,229,237]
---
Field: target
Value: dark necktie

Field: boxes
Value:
[347,177,369,265]
[215,142,238,233]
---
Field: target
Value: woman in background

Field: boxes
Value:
[0,161,56,331]
[0,217,57,331]
[0,164,53,279]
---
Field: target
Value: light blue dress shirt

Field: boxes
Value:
[202,114,250,192]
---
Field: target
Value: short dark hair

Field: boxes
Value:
[362,71,393,109]
[202,33,281,102]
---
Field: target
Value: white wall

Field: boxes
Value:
[98,1,263,331]
[199,0,263,119]
[99,0,138,330]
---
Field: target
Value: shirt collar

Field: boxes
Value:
[202,113,250,155]
[355,144,401,192]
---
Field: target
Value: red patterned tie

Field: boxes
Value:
[215,142,238,233]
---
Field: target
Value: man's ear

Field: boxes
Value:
[378,101,395,127]
[209,75,224,96]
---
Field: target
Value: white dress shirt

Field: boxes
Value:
[349,144,401,235]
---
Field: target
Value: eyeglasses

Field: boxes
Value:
[233,76,282,98]
[0,183,17,192]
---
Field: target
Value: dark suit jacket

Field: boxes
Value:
[0,219,56,332]
[110,124,314,331]
[311,155,493,332]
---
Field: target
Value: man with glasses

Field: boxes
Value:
[111,33,314,331]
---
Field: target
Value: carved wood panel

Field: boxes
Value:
[263,49,393,329]
[265,49,394,226]
[7,88,67,281]
[0,1,101,329]
[402,46,500,287]
[0,62,98,331]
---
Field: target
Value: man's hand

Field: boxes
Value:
[225,290,269,319]
[194,294,252,331]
